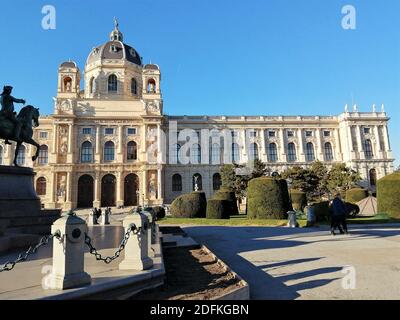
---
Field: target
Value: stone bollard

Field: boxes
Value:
[87,210,98,226]
[100,208,110,226]
[142,210,154,258]
[46,212,91,290]
[151,211,157,245]
[119,211,153,271]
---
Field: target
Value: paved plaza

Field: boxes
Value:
[184,225,400,300]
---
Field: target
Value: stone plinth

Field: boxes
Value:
[0,166,61,238]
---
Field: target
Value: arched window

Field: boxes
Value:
[131,78,137,95]
[38,145,48,165]
[211,143,220,164]
[268,143,278,162]
[249,143,259,161]
[213,173,222,191]
[108,74,118,93]
[305,142,315,162]
[193,173,203,191]
[369,169,377,187]
[364,139,374,159]
[89,77,95,94]
[36,177,47,196]
[81,141,93,163]
[127,141,138,161]
[324,142,334,162]
[170,144,181,164]
[172,174,182,192]
[16,145,26,166]
[191,144,201,164]
[0,145,3,165]
[104,141,115,162]
[287,143,297,162]
[147,79,156,93]
[232,143,240,164]
[63,77,72,92]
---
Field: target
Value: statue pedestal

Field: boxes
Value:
[0,166,60,238]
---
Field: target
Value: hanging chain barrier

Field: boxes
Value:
[0,230,62,273]
[84,224,140,264]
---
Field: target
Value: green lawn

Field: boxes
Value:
[158,214,400,227]
[158,215,308,227]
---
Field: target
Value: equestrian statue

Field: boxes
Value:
[0,86,41,167]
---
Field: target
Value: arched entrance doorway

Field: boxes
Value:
[77,175,94,208]
[124,174,139,206]
[101,174,116,207]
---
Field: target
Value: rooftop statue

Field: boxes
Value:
[0,86,41,167]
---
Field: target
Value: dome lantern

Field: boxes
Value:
[109,17,123,42]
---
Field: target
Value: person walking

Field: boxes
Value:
[329,194,349,236]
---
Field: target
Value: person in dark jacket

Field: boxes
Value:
[329,194,349,235]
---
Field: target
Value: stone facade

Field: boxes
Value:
[0,22,394,210]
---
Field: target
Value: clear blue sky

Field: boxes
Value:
[0,0,399,164]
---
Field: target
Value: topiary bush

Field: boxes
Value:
[170,192,207,218]
[213,188,239,215]
[290,190,307,211]
[346,188,368,204]
[312,201,331,222]
[377,172,400,219]
[206,199,231,219]
[145,206,166,220]
[247,177,291,219]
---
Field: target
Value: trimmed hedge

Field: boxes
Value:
[290,190,307,211]
[247,177,291,219]
[170,192,207,218]
[312,201,331,222]
[345,202,360,218]
[346,188,368,204]
[206,200,231,219]
[213,188,239,215]
[145,206,166,220]
[377,172,400,218]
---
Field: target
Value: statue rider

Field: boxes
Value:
[0,86,25,144]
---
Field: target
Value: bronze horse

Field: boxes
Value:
[0,105,41,166]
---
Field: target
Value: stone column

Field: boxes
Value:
[93,173,101,208]
[157,168,163,202]
[260,129,267,162]
[67,124,73,163]
[95,125,101,163]
[157,124,163,164]
[297,129,305,162]
[334,128,342,161]
[142,170,148,205]
[65,172,72,210]
[316,129,323,160]
[52,124,58,153]
[279,128,286,161]
[116,172,124,208]
[382,125,393,159]
[48,172,57,209]
[356,126,365,159]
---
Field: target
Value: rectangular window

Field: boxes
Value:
[287,131,294,137]
[231,131,238,138]
[306,131,313,137]
[39,131,48,139]
[249,131,257,138]
[268,131,276,138]
[364,127,371,134]
[105,128,114,135]
[127,128,137,135]
[82,128,92,135]
[323,130,331,137]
